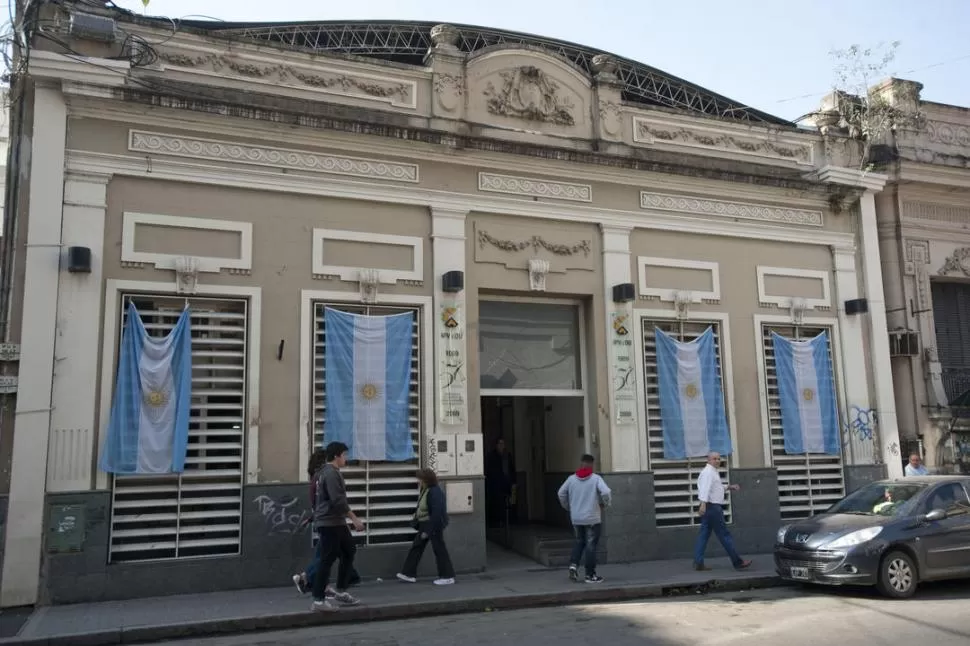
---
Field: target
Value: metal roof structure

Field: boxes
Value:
[172,19,790,126]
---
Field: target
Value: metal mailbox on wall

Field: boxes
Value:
[430,435,457,476]
[456,433,482,476]
[445,481,474,514]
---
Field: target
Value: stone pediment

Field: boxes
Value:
[466,49,592,138]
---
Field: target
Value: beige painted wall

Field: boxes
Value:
[630,228,835,468]
[99,176,433,482]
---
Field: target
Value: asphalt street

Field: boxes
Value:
[150,579,970,646]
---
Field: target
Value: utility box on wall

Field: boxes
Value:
[430,435,457,476]
[445,481,474,514]
[456,433,482,476]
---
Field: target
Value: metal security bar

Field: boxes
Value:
[109,295,248,563]
[762,324,845,520]
[311,302,422,545]
[641,319,732,526]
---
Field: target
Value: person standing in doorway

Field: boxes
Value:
[485,438,516,527]
[693,452,752,572]
[311,441,364,611]
[904,453,929,476]
[557,454,612,583]
[396,468,456,585]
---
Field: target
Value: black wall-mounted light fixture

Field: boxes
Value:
[612,282,636,303]
[67,246,92,274]
[442,270,464,293]
[844,298,869,316]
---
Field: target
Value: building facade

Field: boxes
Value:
[0,2,901,606]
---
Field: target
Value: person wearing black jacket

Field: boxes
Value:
[395,468,456,585]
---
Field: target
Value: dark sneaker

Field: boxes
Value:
[735,560,752,570]
[694,563,712,571]
[292,574,308,595]
[325,585,336,599]
[333,591,360,606]
[585,574,604,583]
[568,566,579,582]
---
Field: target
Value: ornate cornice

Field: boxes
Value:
[128,130,419,183]
[925,120,970,147]
[902,201,970,225]
[477,230,591,256]
[640,192,823,227]
[477,172,592,202]
[483,66,575,126]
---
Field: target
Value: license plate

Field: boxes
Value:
[789,566,810,580]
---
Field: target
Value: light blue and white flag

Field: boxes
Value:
[324,308,415,462]
[655,327,732,460]
[772,331,841,455]
[100,302,193,475]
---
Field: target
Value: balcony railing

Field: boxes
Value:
[942,367,970,408]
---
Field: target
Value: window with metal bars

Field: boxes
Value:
[641,319,732,527]
[108,295,248,563]
[761,324,845,521]
[312,302,422,545]
[931,281,970,403]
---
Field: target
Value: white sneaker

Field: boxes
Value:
[311,599,335,611]
[396,573,417,583]
[433,577,455,585]
[333,591,361,606]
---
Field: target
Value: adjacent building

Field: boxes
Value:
[0,2,902,606]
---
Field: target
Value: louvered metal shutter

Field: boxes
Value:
[641,319,732,526]
[312,303,421,545]
[761,324,844,520]
[931,281,970,402]
[109,295,248,562]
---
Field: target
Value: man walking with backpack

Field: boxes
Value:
[557,454,612,583]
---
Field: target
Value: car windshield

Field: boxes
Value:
[826,482,926,517]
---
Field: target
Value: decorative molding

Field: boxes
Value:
[599,102,623,138]
[121,212,253,273]
[312,228,424,284]
[477,230,591,257]
[637,256,721,303]
[632,115,814,165]
[477,172,592,203]
[528,258,550,291]
[939,247,970,277]
[902,201,970,225]
[433,73,464,112]
[483,66,575,126]
[128,130,420,183]
[640,192,824,227]
[924,120,970,147]
[157,51,417,109]
[903,238,930,275]
[756,266,831,310]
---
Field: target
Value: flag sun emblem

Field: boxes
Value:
[144,389,168,408]
[684,383,699,399]
[360,383,380,401]
[802,388,815,402]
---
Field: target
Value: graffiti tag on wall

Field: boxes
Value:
[253,494,311,535]
[846,406,876,442]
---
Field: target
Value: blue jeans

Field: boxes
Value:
[693,503,743,567]
[569,524,601,576]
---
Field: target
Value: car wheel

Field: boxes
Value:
[877,550,918,599]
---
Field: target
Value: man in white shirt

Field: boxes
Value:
[904,454,928,476]
[693,452,752,571]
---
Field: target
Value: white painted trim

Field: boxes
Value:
[311,228,424,283]
[479,389,586,398]
[815,166,888,192]
[478,295,585,306]
[128,130,420,184]
[95,280,263,490]
[298,290,434,482]
[641,191,824,227]
[27,50,130,86]
[477,172,592,203]
[751,313,846,467]
[756,265,831,309]
[631,308,740,468]
[121,212,253,272]
[65,151,858,251]
[637,256,721,303]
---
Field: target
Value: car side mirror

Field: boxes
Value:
[925,508,947,522]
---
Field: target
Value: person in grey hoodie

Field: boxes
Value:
[557,454,612,583]
[311,441,365,611]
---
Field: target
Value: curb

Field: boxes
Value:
[1,575,783,646]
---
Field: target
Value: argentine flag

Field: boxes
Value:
[655,327,732,460]
[324,308,416,462]
[100,302,193,475]
[772,332,840,455]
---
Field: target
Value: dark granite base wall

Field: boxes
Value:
[844,464,887,494]
[41,478,486,605]
[0,494,7,586]
[602,468,781,563]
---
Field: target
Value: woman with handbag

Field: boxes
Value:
[395,468,455,585]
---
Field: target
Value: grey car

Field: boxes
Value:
[774,475,970,598]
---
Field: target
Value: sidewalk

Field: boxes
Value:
[1,553,780,646]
